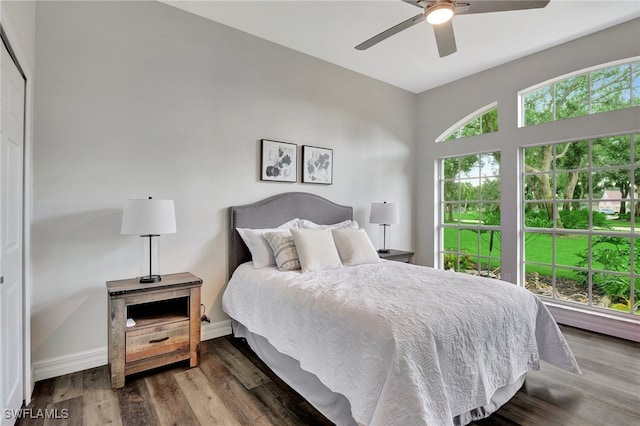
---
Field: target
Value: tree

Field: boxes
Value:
[524,143,574,224]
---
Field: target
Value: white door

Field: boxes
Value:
[0,40,25,426]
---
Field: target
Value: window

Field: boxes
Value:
[437,103,498,142]
[439,152,501,277]
[520,58,639,127]
[522,133,639,317]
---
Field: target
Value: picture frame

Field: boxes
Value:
[260,139,297,182]
[302,145,333,185]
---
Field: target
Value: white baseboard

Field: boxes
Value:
[33,347,107,382]
[201,319,232,341]
[33,320,233,382]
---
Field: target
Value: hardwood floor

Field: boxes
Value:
[17,326,639,426]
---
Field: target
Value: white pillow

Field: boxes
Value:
[236,218,299,268]
[331,229,380,266]
[299,219,359,230]
[290,228,343,273]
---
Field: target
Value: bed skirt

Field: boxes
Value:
[231,320,526,426]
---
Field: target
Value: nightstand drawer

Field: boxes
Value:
[125,320,189,363]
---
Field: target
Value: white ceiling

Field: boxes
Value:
[162,0,640,93]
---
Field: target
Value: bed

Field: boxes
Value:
[223,192,581,426]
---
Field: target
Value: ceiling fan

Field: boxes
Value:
[356,0,550,57]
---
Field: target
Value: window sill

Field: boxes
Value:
[543,301,640,343]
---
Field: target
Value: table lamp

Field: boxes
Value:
[121,197,176,283]
[369,202,399,253]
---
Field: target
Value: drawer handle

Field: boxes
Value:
[149,336,170,344]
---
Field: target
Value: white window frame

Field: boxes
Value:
[520,133,638,319]
[436,102,498,143]
[438,151,501,276]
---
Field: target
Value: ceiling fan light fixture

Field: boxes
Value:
[426,4,454,25]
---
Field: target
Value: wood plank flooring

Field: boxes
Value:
[16,325,639,426]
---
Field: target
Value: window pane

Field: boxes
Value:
[590,236,631,273]
[460,117,481,138]
[556,74,589,119]
[443,157,460,179]
[480,178,500,201]
[556,171,589,202]
[555,234,589,268]
[524,232,553,265]
[555,140,589,172]
[479,230,501,259]
[524,206,553,229]
[459,178,479,202]
[593,135,631,168]
[555,267,588,305]
[591,64,631,113]
[480,153,499,176]
[480,203,501,225]
[633,62,640,107]
[443,203,460,224]
[481,108,498,134]
[525,267,553,296]
[524,85,553,126]
[443,180,459,202]
[443,227,459,252]
[524,173,554,201]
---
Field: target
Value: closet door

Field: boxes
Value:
[0,39,25,425]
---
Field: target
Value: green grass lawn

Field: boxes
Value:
[443,228,619,279]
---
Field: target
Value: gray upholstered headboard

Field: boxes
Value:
[229,192,353,276]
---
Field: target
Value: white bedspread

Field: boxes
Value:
[222,261,581,426]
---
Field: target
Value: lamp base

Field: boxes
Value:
[378,249,391,254]
[140,274,161,283]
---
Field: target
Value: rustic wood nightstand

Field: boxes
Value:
[378,249,415,264]
[106,272,202,388]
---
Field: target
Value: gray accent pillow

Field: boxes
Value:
[264,231,301,271]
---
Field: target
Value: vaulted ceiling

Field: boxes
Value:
[163,0,640,93]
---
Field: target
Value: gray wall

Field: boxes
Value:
[32,1,416,364]
[1,0,36,73]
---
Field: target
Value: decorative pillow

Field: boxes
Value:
[290,228,343,273]
[298,219,359,230]
[236,218,299,268]
[331,229,380,266]
[264,231,300,271]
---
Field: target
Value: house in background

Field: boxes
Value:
[0,0,638,417]
[599,189,631,213]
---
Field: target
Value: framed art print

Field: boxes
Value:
[302,145,333,184]
[261,139,297,182]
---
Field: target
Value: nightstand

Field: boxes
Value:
[379,249,415,264]
[106,272,202,388]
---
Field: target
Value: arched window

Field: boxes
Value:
[519,58,639,127]
[436,103,498,142]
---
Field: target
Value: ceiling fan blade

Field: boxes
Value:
[356,13,425,50]
[456,0,550,15]
[401,0,424,9]
[433,19,457,57]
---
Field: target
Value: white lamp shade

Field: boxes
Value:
[121,198,176,235]
[369,202,399,225]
